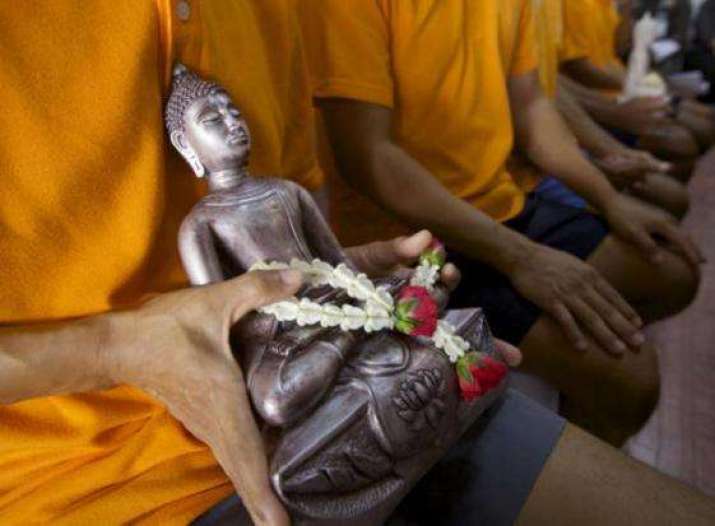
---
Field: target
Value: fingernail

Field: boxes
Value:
[615,341,627,354]
[279,269,303,287]
[577,341,588,352]
[632,332,646,346]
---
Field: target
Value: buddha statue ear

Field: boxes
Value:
[170,130,206,178]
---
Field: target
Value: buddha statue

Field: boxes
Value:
[167,65,506,525]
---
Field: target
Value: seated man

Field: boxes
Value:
[1,2,713,526]
[0,2,354,524]
[299,0,703,446]
[560,0,713,168]
[521,0,690,219]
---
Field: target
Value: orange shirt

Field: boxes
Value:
[301,0,539,226]
[562,0,622,68]
[0,1,321,523]
[510,0,566,192]
[535,0,565,98]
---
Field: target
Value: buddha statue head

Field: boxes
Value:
[165,64,251,178]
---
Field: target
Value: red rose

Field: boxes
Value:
[458,369,483,402]
[419,239,447,268]
[473,356,508,392]
[456,353,507,402]
[394,286,439,337]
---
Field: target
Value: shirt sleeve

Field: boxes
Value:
[299,0,394,108]
[560,0,591,62]
[510,0,539,75]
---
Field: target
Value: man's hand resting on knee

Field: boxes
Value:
[509,243,646,356]
[603,193,704,268]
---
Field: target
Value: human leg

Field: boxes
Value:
[451,196,699,445]
[517,423,715,525]
[636,124,699,183]
[627,173,690,220]
[519,233,698,444]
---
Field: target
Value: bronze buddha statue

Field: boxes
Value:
[167,65,505,525]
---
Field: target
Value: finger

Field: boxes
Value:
[212,366,291,526]
[549,302,589,352]
[629,227,664,264]
[659,223,706,268]
[584,287,644,349]
[567,296,627,355]
[593,277,643,327]
[494,338,522,367]
[226,270,303,322]
[638,151,671,173]
[345,230,433,276]
[393,229,433,262]
[345,239,402,276]
[440,262,461,291]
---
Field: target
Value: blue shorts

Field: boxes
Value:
[192,390,566,526]
[449,192,609,345]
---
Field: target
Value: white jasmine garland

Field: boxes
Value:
[251,258,470,360]
[410,262,440,290]
[433,321,470,363]
[251,259,394,311]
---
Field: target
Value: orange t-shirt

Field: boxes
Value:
[535,0,564,98]
[510,0,567,192]
[0,1,321,523]
[562,0,622,68]
[300,0,539,229]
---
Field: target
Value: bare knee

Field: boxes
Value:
[636,175,690,220]
[668,185,691,221]
[653,252,701,315]
[600,349,661,441]
[639,125,699,161]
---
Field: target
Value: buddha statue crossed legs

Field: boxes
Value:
[167,65,504,525]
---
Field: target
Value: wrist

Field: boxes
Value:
[496,235,541,277]
[96,309,138,388]
[582,165,620,211]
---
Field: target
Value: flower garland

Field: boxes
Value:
[251,239,506,401]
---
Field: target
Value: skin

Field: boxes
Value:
[317,68,703,443]
[518,424,715,525]
[0,228,521,526]
[555,78,690,219]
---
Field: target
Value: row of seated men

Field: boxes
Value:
[320,0,710,445]
[1,0,714,524]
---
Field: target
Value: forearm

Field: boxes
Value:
[339,141,536,275]
[558,75,626,130]
[0,314,120,404]
[562,58,624,91]
[556,80,626,157]
[515,95,617,210]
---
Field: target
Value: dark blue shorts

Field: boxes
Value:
[192,390,566,526]
[449,193,609,345]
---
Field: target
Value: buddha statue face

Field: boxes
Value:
[166,66,252,177]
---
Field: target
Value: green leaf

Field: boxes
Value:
[456,360,473,383]
[396,299,416,319]
[464,352,479,365]
[395,318,416,334]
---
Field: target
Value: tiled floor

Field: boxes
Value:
[626,149,715,496]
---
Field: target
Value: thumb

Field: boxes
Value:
[393,229,433,262]
[494,338,522,368]
[224,270,303,323]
